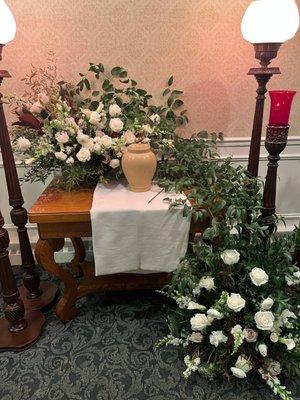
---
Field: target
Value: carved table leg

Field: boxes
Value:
[35,238,80,323]
[69,238,85,278]
[0,210,45,351]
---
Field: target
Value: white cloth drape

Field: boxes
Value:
[90,182,191,276]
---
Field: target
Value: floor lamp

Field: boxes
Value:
[241,0,299,178]
[0,1,58,309]
[0,209,45,351]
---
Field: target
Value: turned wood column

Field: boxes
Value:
[0,71,41,299]
[0,210,26,332]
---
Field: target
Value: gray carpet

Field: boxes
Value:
[0,268,299,400]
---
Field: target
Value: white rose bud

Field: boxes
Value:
[230,367,246,379]
[109,159,120,169]
[29,101,43,114]
[220,249,240,265]
[258,343,268,357]
[17,137,31,151]
[89,111,101,125]
[261,298,274,310]
[249,267,269,286]
[189,332,203,343]
[190,313,211,331]
[254,311,274,331]
[109,117,124,132]
[124,130,136,144]
[270,332,279,343]
[55,131,69,144]
[109,103,122,117]
[199,276,215,291]
[209,330,227,347]
[54,151,67,161]
[76,148,91,163]
[142,124,153,134]
[227,293,246,312]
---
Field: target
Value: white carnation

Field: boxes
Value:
[261,298,274,310]
[55,131,69,144]
[231,324,243,335]
[227,293,246,312]
[109,117,124,132]
[209,330,227,347]
[258,343,268,357]
[190,313,211,331]
[189,332,203,343]
[254,311,274,331]
[76,148,91,163]
[109,103,122,117]
[109,159,120,169]
[54,151,67,161]
[220,249,240,265]
[17,137,31,151]
[249,267,269,286]
[199,276,215,291]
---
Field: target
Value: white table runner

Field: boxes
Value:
[90,182,191,276]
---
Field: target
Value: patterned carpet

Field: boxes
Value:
[0,269,299,400]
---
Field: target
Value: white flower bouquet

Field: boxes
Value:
[9,60,188,190]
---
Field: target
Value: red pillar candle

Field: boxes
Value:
[269,90,296,126]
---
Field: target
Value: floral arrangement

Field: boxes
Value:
[9,60,188,190]
[157,188,300,400]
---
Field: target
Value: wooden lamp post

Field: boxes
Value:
[241,0,299,178]
[0,0,58,309]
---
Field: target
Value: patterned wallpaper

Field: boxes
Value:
[2,0,300,137]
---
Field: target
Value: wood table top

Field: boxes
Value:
[28,181,95,224]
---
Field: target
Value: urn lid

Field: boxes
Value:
[127,142,151,153]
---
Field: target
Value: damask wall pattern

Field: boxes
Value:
[3,0,300,137]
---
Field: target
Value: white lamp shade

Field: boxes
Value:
[0,0,16,44]
[241,0,300,44]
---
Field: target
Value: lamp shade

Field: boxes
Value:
[268,90,296,126]
[241,0,299,44]
[0,0,16,44]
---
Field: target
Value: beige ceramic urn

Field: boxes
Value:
[122,143,157,192]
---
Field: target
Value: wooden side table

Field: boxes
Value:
[28,181,171,323]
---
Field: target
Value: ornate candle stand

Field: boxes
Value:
[0,67,58,309]
[260,125,289,234]
[0,209,45,351]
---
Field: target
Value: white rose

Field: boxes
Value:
[220,249,240,265]
[270,332,279,343]
[255,311,274,331]
[227,293,246,312]
[29,101,43,114]
[258,343,268,357]
[150,113,161,124]
[54,151,67,161]
[124,130,136,144]
[109,117,124,132]
[66,156,74,165]
[109,103,122,117]
[261,298,274,310]
[230,367,246,379]
[280,338,296,350]
[25,157,35,165]
[37,92,50,105]
[109,159,120,169]
[77,132,90,145]
[243,328,258,343]
[209,330,227,347]
[187,301,206,311]
[89,111,101,125]
[142,124,153,134]
[17,137,31,151]
[207,308,223,320]
[199,276,215,291]
[189,332,203,343]
[190,313,211,331]
[76,148,91,163]
[55,131,69,144]
[249,267,269,286]
[95,130,104,137]
[100,135,113,148]
[236,355,252,372]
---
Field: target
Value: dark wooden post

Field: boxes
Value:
[260,125,289,233]
[0,70,58,308]
[0,209,45,351]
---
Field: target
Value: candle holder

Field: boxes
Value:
[0,209,45,351]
